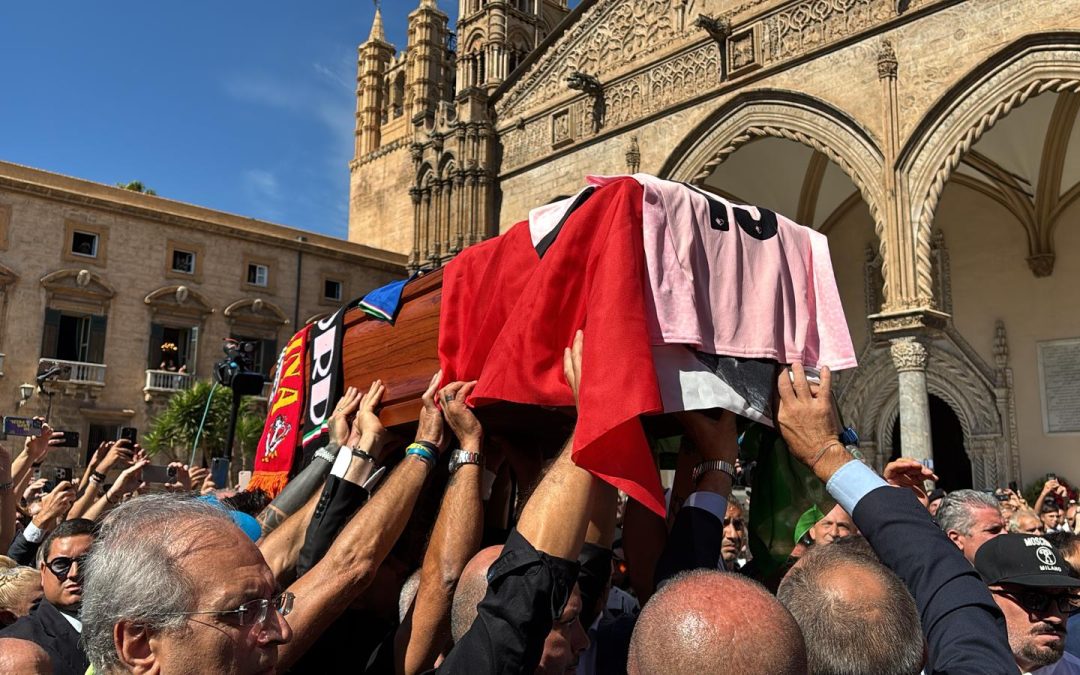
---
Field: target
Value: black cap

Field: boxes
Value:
[974,534,1080,588]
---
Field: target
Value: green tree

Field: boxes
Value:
[144,380,265,466]
[116,180,157,196]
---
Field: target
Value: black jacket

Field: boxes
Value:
[852,485,1015,675]
[6,528,41,567]
[0,598,89,675]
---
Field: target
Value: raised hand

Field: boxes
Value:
[883,458,938,507]
[25,420,64,463]
[416,371,446,451]
[97,440,135,475]
[329,386,362,448]
[34,481,76,527]
[776,363,845,481]
[348,379,386,448]
[439,381,482,448]
[108,458,151,501]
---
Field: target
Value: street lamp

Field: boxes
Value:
[18,383,34,407]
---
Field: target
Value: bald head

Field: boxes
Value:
[0,638,52,674]
[628,569,807,675]
[451,545,503,642]
[778,536,924,675]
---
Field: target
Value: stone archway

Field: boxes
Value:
[836,327,1014,489]
[901,33,1080,306]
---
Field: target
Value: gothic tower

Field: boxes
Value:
[355,9,393,157]
[456,0,570,92]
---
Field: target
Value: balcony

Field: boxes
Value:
[144,369,193,394]
[39,358,106,387]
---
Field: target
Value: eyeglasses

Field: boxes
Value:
[169,592,294,628]
[992,588,1077,615]
[44,555,87,581]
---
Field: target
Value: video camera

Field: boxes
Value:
[213,339,265,396]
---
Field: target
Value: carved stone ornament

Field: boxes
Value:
[759,0,894,66]
[76,269,92,288]
[992,320,1009,370]
[1026,253,1055,278]
[890,338,929,372]
[728,27,759,75]
[175,285,189,304]
[252,298,265,313]
[877,39,898,79]
[626,136,641,174]
[694,14,732,43]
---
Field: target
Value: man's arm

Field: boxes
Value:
[436,331,595,674]
[396,381,485,675]
[653,410,737,587]
[776,363,1014,675]
[0,443,14,550]
[278,372,446,670]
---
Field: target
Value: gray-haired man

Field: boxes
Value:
[935,489,1006,563]
[81,494,292,674]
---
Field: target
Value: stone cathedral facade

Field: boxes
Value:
[349,0,1080,493]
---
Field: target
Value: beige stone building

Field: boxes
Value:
[350,0,1080,491]
[0,160,404,467]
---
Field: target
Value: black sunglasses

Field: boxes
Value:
[993,588,1078,615]
[44,554,87,581]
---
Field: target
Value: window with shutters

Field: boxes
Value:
[147,323,197,372]
[41,308,108,364]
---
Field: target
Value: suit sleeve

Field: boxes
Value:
[852,485,1014,675]
[6,529,39,566]
[296,474,370,577]
[653,504,725,588]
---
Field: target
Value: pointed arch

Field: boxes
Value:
[900,33,1080,303]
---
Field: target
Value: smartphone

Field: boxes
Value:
[1049,473,1058,482]
[210,457,229,489]
[119,427,138,444]
[57,431,80,448]
[55,467,73,483]
[141,464,178,484]
[237,470,252,491]
[3,416,43,437]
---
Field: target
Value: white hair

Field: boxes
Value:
[81,493,238,672]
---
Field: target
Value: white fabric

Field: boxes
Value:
[527,187,592,249]
[60,609,82,633]
[685,491,729,522]
[330,445,353,479]
[651,344,771,424]
[22,522,46,543]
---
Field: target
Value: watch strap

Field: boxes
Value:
[691,459,736,485]
[449,450,482,474]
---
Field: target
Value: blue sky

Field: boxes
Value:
[0,1,460,239]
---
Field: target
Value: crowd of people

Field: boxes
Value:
[0,332,1078,673]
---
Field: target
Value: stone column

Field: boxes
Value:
[890,337,933,464]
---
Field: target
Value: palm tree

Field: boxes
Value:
[144,381,265,464]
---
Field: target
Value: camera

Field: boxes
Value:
[214,339,265,395]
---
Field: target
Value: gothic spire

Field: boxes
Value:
[367,6,386,43]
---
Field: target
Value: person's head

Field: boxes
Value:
[0,565,43,626]
[926,489,946,517]
[1041,503,1062,530]
[808,504,856,546]
[721,499,746,570]
[82,494,291,675]
[0,637,52,674]
[451,545,589,673]
[974,534,1080,671]
[220,489,271,517]
[1009,509,1045,536]
[934,489,1005,562]
[1045,532,1080,575]
[778,536,924,674]
[39,518,94,611]
[628,569,807,674]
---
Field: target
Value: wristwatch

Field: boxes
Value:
[448,449,482,475]
[691,459,736,485]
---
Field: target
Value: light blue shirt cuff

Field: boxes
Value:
[684,491,729,522]
[22,522,46,543]
[826,460,887,514]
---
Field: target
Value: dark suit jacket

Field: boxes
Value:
[6,528,41,567]
[653,503,725,589]
[0,599,89,675]
[852,485,1015,675]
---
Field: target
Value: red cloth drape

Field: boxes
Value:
[438,178,666,515]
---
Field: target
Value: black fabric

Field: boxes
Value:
[691,352,779,421]
[7,529,40,567]
[534,187,596,259]
[288,608,392,674]
[852,485,1015,674]
[301,307,345,466]
[429,528,581,674]
[296,473,371,577]
[0,599,88,675]
[653,504,725,590]
[577,542,613,628]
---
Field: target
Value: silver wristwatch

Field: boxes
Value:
[691,459,736,485]
[448,449,483,474]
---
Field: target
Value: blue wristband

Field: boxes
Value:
[406,443,436,465]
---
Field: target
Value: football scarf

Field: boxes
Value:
[301,306,345,466]
[249,325,311,497]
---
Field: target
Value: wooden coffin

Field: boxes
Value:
[340,269,576,448]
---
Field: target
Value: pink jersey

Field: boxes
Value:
[587,174,857,370]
